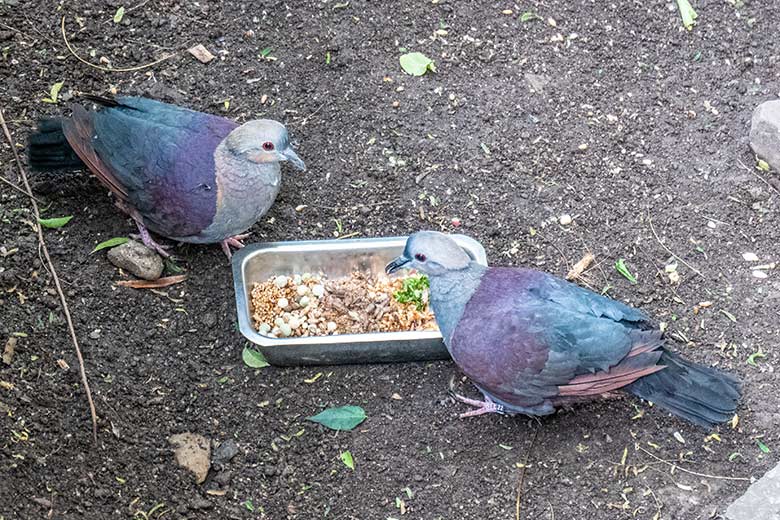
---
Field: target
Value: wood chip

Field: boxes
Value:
[2,337,16,365]
[188,44,215,64]
[116,275,187,289]
[566,253,595,280]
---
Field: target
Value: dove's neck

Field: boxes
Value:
[429,262,487,345]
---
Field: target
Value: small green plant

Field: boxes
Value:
[393,275,430,311]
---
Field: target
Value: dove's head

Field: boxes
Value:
[225,119,306,170]
[386,231,472,277]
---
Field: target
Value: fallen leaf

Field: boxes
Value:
[756,440,770,454]
[113,6,125,23]
[675,482,693,491]
[676,0,698,30]
[188,44,215,64]
[41,81,64,103]
[116,275,187,289]
[169,432,211,484]
[520,11,541,22]
[242,346,269,368]
[566,253,595,280]
[91,237,129,254]
[742,252,759,262]
[304,372,323,384]
[340,450,355,470]
[307,405,366,431]
[206,489,227,496]
[615,258,638,284]
[2,337,17,365]
[56,359,70,370]
[399,52,436,76]
[38,215,73,229]
[673,431,686,444]
[757,159,770,172]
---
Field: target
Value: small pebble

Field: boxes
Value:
[274,276,288,288]
[279,323,292,337]
[743,252,759,262]
[277,297,289,309]
[559,214,573,226]
[311,285,325,298]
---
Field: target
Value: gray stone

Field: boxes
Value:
[750,100,780,171]
[107,240,163,280]
[725,462,780,520]
[212,439,239,464]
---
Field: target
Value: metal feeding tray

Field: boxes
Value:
[232,235,488,366]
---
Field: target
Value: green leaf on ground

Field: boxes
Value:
[757,159,770,172]
[747,348,765,367]
[307,405,366,431]
[756,440,770,453]
[242,346,270,368]
[340,450,355,470]
[42,81,64,103]
[91,237,128,253]
[399,52,436,76]
[38,215,72,229]
[676,0,698,30]
[260,47,272,58]
[113,6,125,23]
[520,11,542,22]
[615,258,637,284]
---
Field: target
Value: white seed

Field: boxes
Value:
[259,323,271,334]
[327,321,337,332]
[274,275,288,288]
[279,323,292,337]
[274,317,286,327]
[271,326,281,336]
[296,285,308,297]
[299,296,310,307]
[301,273,312,281]
[752,270,768,279]
[742,252,759,262]
[292,274,302,285]
[311,284,325,297]
[277,297,289,309]
[288,317,300,329]
[559,214,573,226]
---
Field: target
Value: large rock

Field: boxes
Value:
[725,462,780,520]
[169,432,211,484]
[106,240,163,280]
[750,100,780,171]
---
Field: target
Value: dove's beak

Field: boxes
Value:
[280,146,306,171]
[385,255,411,275]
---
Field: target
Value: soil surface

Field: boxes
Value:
[2,1,780,519]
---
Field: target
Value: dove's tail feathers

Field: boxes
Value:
[27,118,85,170]
[626,350,741,428]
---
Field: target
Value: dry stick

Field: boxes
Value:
[737,158,780,196]
[646,214,704,279]
[636,446,750,482]
[0,109,99,444]
[516,425,540,520]
[61,16,176,73]
[0,173,43,203]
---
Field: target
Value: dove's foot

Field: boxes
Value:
[133,223,171,258]
[220,233,251,260]
[451,392,505,418]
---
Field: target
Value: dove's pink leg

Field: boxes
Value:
[220,233,251,260]
[133,221,171,257]
[451,392,505,418]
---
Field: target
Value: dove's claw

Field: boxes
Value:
[220,234,251,260]
[132,223,171,257]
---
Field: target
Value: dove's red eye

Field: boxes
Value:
[262,141,275,151]
[415,254,427,262]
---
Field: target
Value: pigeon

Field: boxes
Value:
[386,231,741,428]
[27,95,305,259]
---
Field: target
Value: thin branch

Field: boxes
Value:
[647,214,704,279]
[0,108,98,444]
[737,158,780,197]
[636,445,750,482]
[61,16,176,73]
[516,425,540,520]
[0,173,42,203]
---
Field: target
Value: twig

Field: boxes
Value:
[647,214,704,279]
[636,445,749,482]
[737,158,780,197]
[61,16,176,73]
[0,109,98,444]
[0,173,43,203]
[516,425,540,520]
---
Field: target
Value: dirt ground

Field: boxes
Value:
[2,1,780,519]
